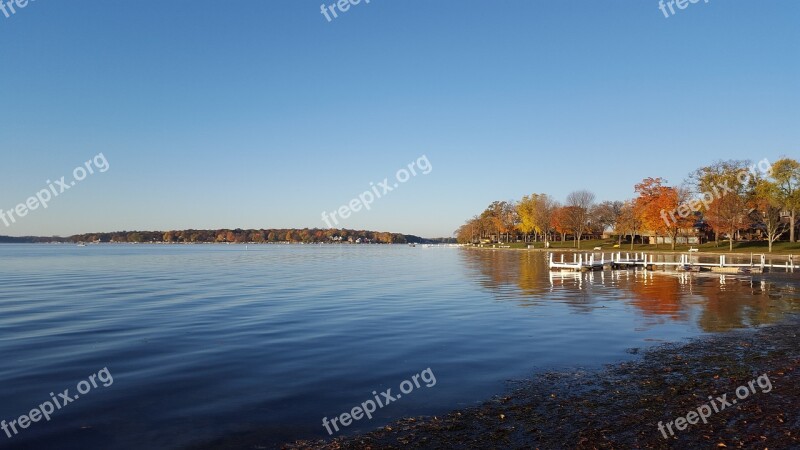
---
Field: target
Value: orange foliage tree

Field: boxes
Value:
[634,178,694,250]
[551,206,580,244]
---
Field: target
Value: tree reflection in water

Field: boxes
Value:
[460,249,800,332]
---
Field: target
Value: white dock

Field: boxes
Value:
[548,252,796,273]
[548,253,605,272]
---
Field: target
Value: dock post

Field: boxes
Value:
[761,254,765,270]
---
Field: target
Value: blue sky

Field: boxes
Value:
[1,0,798,238]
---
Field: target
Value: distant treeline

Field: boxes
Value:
[0,235,70,243]
[2,229,454,244]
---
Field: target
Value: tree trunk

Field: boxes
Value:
[791,209,796,243]
[729,226,735,251]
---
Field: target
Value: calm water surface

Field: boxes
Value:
[1,244,798,449]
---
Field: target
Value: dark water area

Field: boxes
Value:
[1,244,798,449]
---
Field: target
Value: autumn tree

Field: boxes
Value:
[634,178,693,250]
[480,201,517,243]
[456,216,483,244]
[516,196,537,243]
[692,161,757,251]
[615,200,641,249]
[704,195,755,251]
[516,194,558,244]
[534,195,558,245]
[551,206,574,244]
[480,203,501,243]
[501,202,519,243]
[692,160,754,246]
[564,190,595,249]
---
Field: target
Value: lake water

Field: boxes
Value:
[1,244,798,449]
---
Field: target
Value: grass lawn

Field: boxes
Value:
[479,239,800,255]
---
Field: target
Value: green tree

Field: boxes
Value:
[769,158,800,242]
[755,179,788,252]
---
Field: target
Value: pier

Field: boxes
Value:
[548,252,796,274]
[548,253,606,272]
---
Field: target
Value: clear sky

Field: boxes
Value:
[1,0,798,238]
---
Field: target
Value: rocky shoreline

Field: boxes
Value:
[285,316,800,449]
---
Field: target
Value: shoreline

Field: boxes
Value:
[284,315,800,449]
[466,244,798,262]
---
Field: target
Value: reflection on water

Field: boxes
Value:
[461,250,800,332]
[1,245,798,450]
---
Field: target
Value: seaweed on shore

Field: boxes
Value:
[286,316,800,450]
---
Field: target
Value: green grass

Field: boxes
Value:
[477,239,800,255]
[478,239,609,250]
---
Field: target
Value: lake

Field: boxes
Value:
[1,244,798,449]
